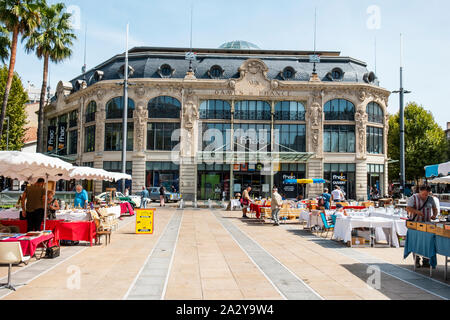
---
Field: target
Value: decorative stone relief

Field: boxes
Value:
[355,109,368,158]
[309,102,323,127]
[134,103,148,152]
[135,86,146,98]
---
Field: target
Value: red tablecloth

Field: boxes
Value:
[120,202,135,216]
[56,221,96,246]
[0,233,54,257]
[250,204,271,219]
[0,220,96,246]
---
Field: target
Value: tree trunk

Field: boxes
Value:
[37,54,49,154]
[0,26,18,141]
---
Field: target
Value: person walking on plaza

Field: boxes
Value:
[271,187,283,226]
[141,186,149,209]
[74,185,89,209]
[21,178,46,232]
[159,185,166,207]
[406,184,438,268]
[124,187,130,196]
[241,185,252,219]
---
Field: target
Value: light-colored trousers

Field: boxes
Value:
[160,195,165,206]
[272,209,281,224]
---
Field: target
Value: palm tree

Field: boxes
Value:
[24,2,75,153]
[0,25,11,64]
[0,0,42,140]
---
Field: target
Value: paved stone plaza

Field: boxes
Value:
[0,208,449,300]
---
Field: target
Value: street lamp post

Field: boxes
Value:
[121,24,129,194]
[392,34,411,196]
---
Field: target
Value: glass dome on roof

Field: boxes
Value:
[219,40,260,50]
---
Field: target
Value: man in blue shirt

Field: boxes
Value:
[322,188,332,210]
[74,185,89,209]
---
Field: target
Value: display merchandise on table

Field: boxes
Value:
[0,208,21,220]
[0,231,54,257]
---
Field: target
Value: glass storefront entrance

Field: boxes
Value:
[367,164,385,199]
[232,163,271,199]
[274,163,306,199]
[324,163,356,200]
[146,162,179,191]
[197,164,231,200]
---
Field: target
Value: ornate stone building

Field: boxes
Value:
[43,41,390,201]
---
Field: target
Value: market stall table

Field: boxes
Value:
[56,221,96,247]
[0,233,54,258]
[250,203,271,219]
[333,216,400,248]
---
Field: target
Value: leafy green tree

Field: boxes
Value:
[388,102,448,182]
[0,24,10,63]
[0,0,41,140]
[0,65,28,150]
[23,2,75,153]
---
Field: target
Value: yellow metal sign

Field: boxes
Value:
[136,209,155,234]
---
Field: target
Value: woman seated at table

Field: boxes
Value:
[47,191,60,220]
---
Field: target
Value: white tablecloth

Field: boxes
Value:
[333,216,400,248]
[0,208,20,220]
[55,210,91,222]
[105,206,121,219]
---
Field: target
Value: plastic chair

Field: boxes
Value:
[320,212,335,238]
[0,242,30,291]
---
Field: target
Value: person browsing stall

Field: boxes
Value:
[331,186,345,203]
[271,187,283,226]
[74,185,89,209]
[46,190,60,220]
[321,188,332,210]
[241,185,252,219]
[21,178,46,232]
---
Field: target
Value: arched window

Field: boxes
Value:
[85,101,96,123]
[200,100,231,119]
[275,101,305,121]
[324,99,355,121]
[235,101,271,120]
[366,102,384,124]
[148,96,181,119]
[106,97,135,120]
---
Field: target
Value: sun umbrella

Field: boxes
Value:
[284,178,326,184]
[0,151,74,230]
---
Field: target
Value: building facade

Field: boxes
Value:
[43,42,390,201]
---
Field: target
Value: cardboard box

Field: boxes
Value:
[407,221,417,230]
[426,224,437,234]
[416,223,427,232]
[352,237,367,246]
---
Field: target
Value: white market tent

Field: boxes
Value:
[430,176,450,184]
[0,151,133,230]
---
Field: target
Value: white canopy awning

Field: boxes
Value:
[0,151,74,182]
[431,175,450,184]
[69,167,116,182]
[111,172,132,181]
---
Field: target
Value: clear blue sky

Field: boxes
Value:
[14,0,450,129]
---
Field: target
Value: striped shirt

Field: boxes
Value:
[407,194,436,222]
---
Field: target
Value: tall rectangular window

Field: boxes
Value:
[69,110,78,128]
[367,126,384,154]
[68,130,78,155]
[200,123,231,151]
[274,124,306,152]
[324,125,355,153]
[147,122,180,151]
[84,125,96,153]
[104,122,134,152]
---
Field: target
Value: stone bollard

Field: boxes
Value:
[179,199,184,209]
[208,199,212,209]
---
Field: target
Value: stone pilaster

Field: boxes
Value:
[355,105,368,160]
[132,155,146,192]
[306,89,324,160]
[356,161,368,201]
[93,157,104,194]
[307,160,323,198]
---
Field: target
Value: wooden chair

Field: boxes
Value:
[93,218,111,246]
